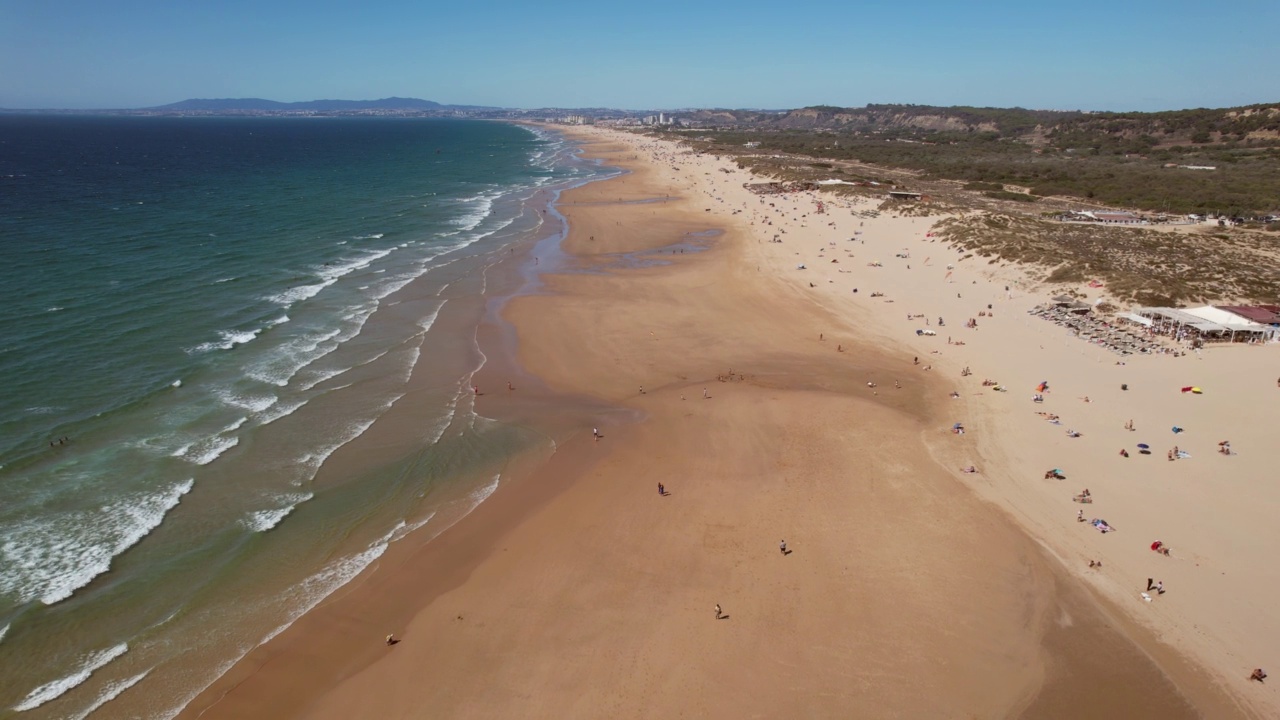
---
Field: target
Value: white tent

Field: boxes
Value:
[1183,306,1275,339]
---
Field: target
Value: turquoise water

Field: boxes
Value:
[0,117,608,718]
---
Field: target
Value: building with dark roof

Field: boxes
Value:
[1217,305,1280,326]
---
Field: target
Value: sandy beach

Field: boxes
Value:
[177,127,1276,719]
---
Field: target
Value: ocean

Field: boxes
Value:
[0,116,609,718]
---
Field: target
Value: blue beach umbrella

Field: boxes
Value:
[1137,443,1150,449]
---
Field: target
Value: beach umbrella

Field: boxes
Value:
[1137,443,1150,449]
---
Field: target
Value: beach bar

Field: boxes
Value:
[1136,307,1276,343]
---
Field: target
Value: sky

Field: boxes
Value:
[2,0,1278,112]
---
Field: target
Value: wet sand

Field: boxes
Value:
[176,130,1249,719]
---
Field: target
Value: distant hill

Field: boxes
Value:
[682,101,1280,216]
[683,102,1280,149]
[147,97,492,112]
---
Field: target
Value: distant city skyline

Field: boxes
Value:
[2,0,1278,112]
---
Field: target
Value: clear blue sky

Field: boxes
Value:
[3,0,1277,111]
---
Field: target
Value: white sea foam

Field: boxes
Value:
[256,398,307,427]
[450,192,498,233]
[242,508,291,534]
[12,642,128,711]
[168,438,225,467]
[247,326,345,387]
[221,417,249,433]
[67,669,150,720]
[294,392,403,479]
[296,415,380,477]
[296,367,347,392]
[186,435,239,466]
[317,248,393,284]
[296,345,392,392]
[267,280,333,308]
[267,314,290,327]
[242,493,313,533]
[160,658,238,720]
[470,473,501,505]
[252,516,427,648]
[188,328,262,354]
[427,390,461,445]
[352,233,384,240]
[481,214,517,240]
[368,274,417,301]
[170,379,182,388]
[162,509,457,718]
[215,388,277,414]
[415,299,448,334]
[213,277,235,284]
[47,306,64,312]
[391,512,436,543]
[0,479,194,605]
[253,286,381,390]
[0,623,8,644]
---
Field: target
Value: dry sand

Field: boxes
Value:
[177,128,1274,719]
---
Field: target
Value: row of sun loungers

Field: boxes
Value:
[1029,306,1171,356]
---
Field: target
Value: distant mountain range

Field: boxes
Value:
[146,97,497,113]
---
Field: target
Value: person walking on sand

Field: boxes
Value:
[779,539,787,555]
[593,427,600,440]
[658,482,665,495]
[714,604,723,619]
[703,387,709,399]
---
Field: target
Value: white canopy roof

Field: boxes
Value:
[1138,306,1274,335]
[1183,306,1268,331]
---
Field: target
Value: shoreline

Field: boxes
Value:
[171,140,623,719]
[177,126,1273,718]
